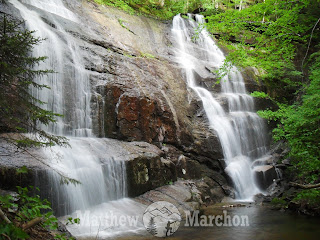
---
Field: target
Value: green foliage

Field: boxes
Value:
[191,20,204,43]
[94,0,136,15]
[15,186,52,222]
[293,189,320,206]
[203,0,320,187]
[122,52,135,58]
[66,217,80,225]
[15,166,28,175]
[204,1,319,211]
[54,233,75,240]
[250,91,270,99]
[118,18,129,30]
[94,0,223,20]
[0,223,29,240]
[0,194,17,210]
[271,197,287,207]
[0,186,74,240]
[256,53,320,184]
[0,12,68,149]
[206,0,319,98]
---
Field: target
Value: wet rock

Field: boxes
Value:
[282,158,292,166]
[241,67,278,112]
[195,177,226,204]
[102,84,178,145]
[126,153,177,197]
[193,69,221,93]
[187,120,224,166]
[0,134,173,196]
[241,67,266,94]
[0,135,50,190]
[253,165,278,190]
[266,180,285,198]
[275,163,287,170]
[221,197,235,203]
[134,179,220,217]
[1,0,278,214]
[251,155,274,168]
[1,134,230,207]
[254,193,273,204]
[221,203,246,208]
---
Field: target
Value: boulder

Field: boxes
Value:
[253,165,278,190]
[134,179,226,218]
[101,84,179,145]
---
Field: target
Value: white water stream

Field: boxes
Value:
[172,14,270,199]
[10,0,146,237]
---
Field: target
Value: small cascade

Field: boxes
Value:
[172,14,271,199]
[37,138,127,216]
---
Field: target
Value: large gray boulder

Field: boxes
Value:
[253,165,278,190]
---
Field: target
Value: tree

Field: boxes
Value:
[206,0,320,99]
[146,217,157,236]
[0,11,68,150]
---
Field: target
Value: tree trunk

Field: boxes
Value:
[0,208,11,224]
[289,182,320,189]
[22,217,43,230]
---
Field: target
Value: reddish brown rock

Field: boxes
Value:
[102,84,178,145]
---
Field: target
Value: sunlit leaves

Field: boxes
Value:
[206,0,319,97]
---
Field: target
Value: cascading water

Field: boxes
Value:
[11,0,91,137]
[172,14,270,200]
[9,1,146,237]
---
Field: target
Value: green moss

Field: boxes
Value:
[123,52,135,58]
[140,52,155,59]
[271,197,287,207]
[117,18,137,35]
[118,18,126,28]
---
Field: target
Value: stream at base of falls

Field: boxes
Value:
[112,205,320,240]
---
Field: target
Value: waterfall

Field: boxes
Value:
[10,0,129,220]
[172,14,270,199]
[11,0,91,137]
[37,138,127,216]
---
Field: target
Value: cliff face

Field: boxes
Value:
[64,1,226,163]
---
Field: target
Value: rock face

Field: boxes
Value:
[65,1,226,158]
[0,134,228,217]
[253,165,278,190]
[77,2,189,145]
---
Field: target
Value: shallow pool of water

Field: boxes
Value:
[115,205,320,240]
